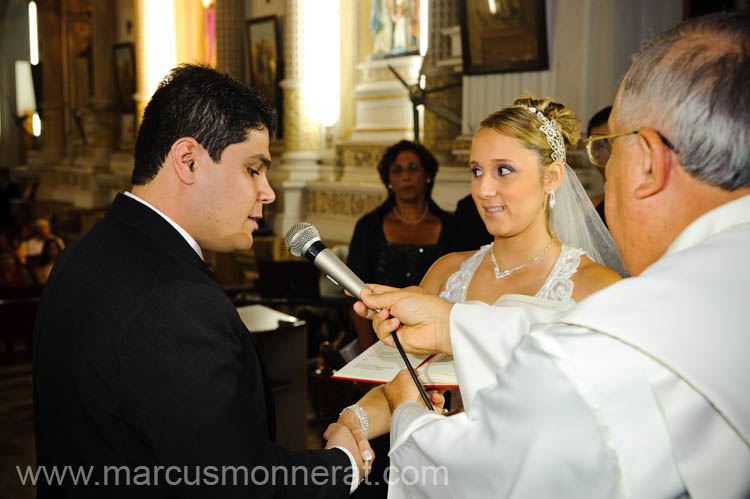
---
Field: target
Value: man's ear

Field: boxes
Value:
[544,160,565,192]
[633,128,671,200]
[170,138,200,185]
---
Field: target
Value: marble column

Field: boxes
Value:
[269,0,323,237]
[86,0,119,167]
[215,0,244,81]
[281,0,321,153]
[37,0,66,159]
[132,0,148,121]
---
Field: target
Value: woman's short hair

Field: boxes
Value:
[376,140,439,199]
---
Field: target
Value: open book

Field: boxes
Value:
[332,294,573,389]
[332,341,458,388]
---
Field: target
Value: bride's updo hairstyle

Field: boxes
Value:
[478,95,581,171]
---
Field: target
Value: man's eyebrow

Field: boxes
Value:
[247,154,272,170]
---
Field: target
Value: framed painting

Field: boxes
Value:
[459,0,549,75]
[370,0,422,59]
[113,42,136,113]
[247,15,281,118]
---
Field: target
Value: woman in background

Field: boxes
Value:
[0,249,33,287]
[345,140,454,499]
[32,238,62,284]
[348,140,455,350]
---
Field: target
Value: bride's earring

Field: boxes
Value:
[549,190,556,209]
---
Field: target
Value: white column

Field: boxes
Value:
[269,0,332,237]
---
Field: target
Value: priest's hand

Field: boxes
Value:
[354,285,454,355]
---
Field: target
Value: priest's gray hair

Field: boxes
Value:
[614,11,749,191]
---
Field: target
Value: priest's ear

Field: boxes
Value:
[633,128,673,200]
[543,161,565,192]
[170,137,200,185]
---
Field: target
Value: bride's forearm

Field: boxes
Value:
[338,385,391,440]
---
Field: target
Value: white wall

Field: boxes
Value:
[461,0,683,134]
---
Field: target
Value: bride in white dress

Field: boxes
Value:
[422,96,624,306]
[330,96,626,466]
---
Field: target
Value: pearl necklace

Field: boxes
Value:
[490,239,554,279]
[393,205,429,225]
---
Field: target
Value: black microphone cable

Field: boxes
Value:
[284,222,435,411]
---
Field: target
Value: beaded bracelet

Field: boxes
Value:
[339,404,369,438]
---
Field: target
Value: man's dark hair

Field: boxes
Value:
[376,140,439,199]
[587,106,612,137]
[132,64,276,185]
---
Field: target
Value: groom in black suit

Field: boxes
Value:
[33,64,365,498]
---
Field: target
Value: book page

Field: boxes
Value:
[333,341,426,384]
[417,353,457,387]
[333,342,457,388]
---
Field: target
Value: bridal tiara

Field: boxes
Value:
[515,105,567,164]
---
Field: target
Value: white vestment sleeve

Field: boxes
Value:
[386,332,621,499]
[449,299,567,410]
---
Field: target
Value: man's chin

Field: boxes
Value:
[203,232,254,253]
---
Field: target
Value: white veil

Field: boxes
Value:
[551,164,627,277]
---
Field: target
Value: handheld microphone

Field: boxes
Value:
[284,222,370,298]
[283,222,435,411]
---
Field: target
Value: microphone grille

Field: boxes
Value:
[284,222,320,257]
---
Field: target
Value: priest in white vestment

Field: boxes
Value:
[351,13,750,499]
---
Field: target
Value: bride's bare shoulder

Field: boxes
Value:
[571,254,622,301]
[420,250,477,294]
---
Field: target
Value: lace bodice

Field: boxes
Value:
[439,243,585,305]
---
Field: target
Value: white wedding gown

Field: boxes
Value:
[435,243,586,411]
[439,243,586,305]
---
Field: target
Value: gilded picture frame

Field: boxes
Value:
[246,15,281,134]
[459,0,549,75]
[113,42,136,114]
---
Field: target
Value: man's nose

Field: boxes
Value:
[259,177,275,204]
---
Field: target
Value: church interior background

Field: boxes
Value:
[2,1,743,497]
[0,0,685,278]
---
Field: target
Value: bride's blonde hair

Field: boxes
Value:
[478,95,581,169]
[475,96,626,276]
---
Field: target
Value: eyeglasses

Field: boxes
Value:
[389,162,422,175]
[584,129,680,168]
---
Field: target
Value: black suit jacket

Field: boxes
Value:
[33,194,352,498]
